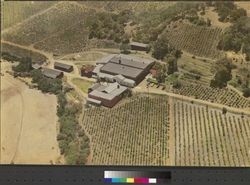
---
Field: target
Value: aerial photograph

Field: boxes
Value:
[0,1,249,166]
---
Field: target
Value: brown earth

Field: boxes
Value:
[0,62,62,164]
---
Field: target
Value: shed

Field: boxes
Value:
[42,68,63,79]
[54,62,73,72]
[130,42,149,51]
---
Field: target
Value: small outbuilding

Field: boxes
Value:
[32,63,42,70]
[54,62,73,72]
[42,68,63,79]
[130,41,149,51]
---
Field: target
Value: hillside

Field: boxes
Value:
[2,2,89,46]
[163,22,223,59]
[1,1,55,30]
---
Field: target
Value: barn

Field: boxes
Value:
[54,62,73,72]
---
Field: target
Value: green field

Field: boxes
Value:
[71,78,93,94]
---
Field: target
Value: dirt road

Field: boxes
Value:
[134,80,250,116]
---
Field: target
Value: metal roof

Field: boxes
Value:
[42,68,62,79]
[100,62,143,79]
[32,63,41,69]
[54,62,73,70]
[96,54,116,64]
[89,82,127,100]
[93,64,103,74]
[109,54,153,69]
[130,41,149,48]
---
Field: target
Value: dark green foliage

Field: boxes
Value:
[166,55,178,75]
[86,10,131,43]
[133,2,200,43]
[30,69,62,94]
[222,107,227,114]
[152,37,176,60]
[173,79,182,89]
[56,91,90,165]
[211,70,232,88]
[12,57,32,73]
[218,16,250,58]
[210,58,233,88]
[1,52,21,62]
[214,2,246,23]
[120,43,131,54]
[243,88,250,98]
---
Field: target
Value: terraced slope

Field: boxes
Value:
[163,23,223,59]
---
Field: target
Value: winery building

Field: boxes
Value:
[87,82,127,108]
[93,54,154,86]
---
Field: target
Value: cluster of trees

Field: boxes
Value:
[30,69,90,164]
[2,52,22,62]
[31,69,62,94]
[152,36,181,76]
[57,93,90,165]
[86,10,131,43]
[12,57,32,73]
[210,58,234,88]
[218,17,250,61]
[213,2,247,22]
[133,2,201,43]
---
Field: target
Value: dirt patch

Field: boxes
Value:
[1,67,62,164]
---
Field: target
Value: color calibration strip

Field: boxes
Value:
[104,171,171,184]
[105,178,157,184]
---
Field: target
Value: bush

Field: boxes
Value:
[12,57,32,73]
[243,88,250,98]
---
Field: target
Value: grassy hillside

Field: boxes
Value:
[1,1,55,30]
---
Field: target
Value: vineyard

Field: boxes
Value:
[172,83,250,109]
[2,2,89,46]
[81,94,170,165]
[173,99,250,166]
[163,23,223,59]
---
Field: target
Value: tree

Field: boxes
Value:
[222,107,227,114]
[166,55,178,75]
[243,88,250,98]
[210,69,232,88]
[120,43,131,54]
[173,79,182,89]
[152,37,170,60]
[12,57,32,73]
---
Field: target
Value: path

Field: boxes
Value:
[134,83,250,116]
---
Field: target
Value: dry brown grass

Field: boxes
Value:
[1,63,62,164]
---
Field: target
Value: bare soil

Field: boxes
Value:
[1,62,62,164]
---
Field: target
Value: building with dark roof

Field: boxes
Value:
[130,41,149,51]
[42,68,63,79]
[54,62,73,72]
[88,82,128,108]
[96,54,154,85]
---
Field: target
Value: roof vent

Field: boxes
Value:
[117,85,120,89]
